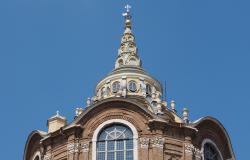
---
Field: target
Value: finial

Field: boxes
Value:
[86,97,91,107]
[182,108,189,123]
[75,107,84,117]
[125,4,131,13]
[122,4,132,29]
[170,100,177,113]
[56,110,59,116]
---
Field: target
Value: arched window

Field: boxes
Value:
[112,81,121,93]
[146,84,151,95]
[97,124,134,160]
[202,139,223,160]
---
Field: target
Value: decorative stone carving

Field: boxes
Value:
[140,137,150,149]
[184,144,202,159]
[43,154,51,160]
[139,77,146,97]
[184,144,194,154]
[82,143,89,152]
[151,137,165,148]
[67,143,79,154]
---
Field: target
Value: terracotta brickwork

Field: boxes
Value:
[24,98,235,160]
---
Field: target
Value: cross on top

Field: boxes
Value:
[125,4,131,13]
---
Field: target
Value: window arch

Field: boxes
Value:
[34,156,40,160]
[92,119,138,160]
[32,151,41,160]
[97,124,133,160]
[201,139,223,160]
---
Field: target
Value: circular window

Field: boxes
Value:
[128,81,137,92]
[112,81,120,93]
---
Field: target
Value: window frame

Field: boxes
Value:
[201,139,223,160]
[128,81,137,92]
[32,151,41,160]
[92,119,138,160]
[112,81,121,93]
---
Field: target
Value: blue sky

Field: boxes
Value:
[0,0,249,159]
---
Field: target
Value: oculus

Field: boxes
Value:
[112,81,121,93]
[128,81,137,92]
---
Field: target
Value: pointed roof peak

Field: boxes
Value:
[115,5,141,69]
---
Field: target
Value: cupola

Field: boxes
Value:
[47,111,67,133]
[91,5,166,115]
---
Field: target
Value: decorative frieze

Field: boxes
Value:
[151,137,165,148]
[67,143,79,154]
[139,137,165,149]
[139,137,150,149]
[82,143,89,152]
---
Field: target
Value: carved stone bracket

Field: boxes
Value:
[67,143,79,154]
[43,154,51,160]
[184,144,202,159]
[151,137,165,148]
[82,143,89,152]
[140,137,150,149]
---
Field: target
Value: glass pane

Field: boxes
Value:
[126,139,133,150]
[97,152,105,160]
[124,130,133,138]
[98,132,107,141]
[117,140,124,150]
[97,141,106,151]
[107,141,115,151]
[116,151,124,160]
[126,150,133,160]
[107,152,115,160]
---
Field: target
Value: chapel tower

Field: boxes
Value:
[24,5,235,160]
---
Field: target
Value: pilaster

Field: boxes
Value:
[151,136,165,160]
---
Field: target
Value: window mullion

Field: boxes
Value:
[115,140,117,160]
[124,140,126,160]
[105,140,107,160]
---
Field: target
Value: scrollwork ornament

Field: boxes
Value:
[82,143,89,152]
[67,143,79,154]
[140,137,150,149]
[151,137,165,148]
[185,143,202,159]
[185,143,194,154]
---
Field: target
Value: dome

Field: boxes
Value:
[91,8,165,115]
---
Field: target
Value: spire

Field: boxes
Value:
[115,4,142,69]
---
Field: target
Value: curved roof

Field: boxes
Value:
[191,116,235,160]
[23,130,47,160]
